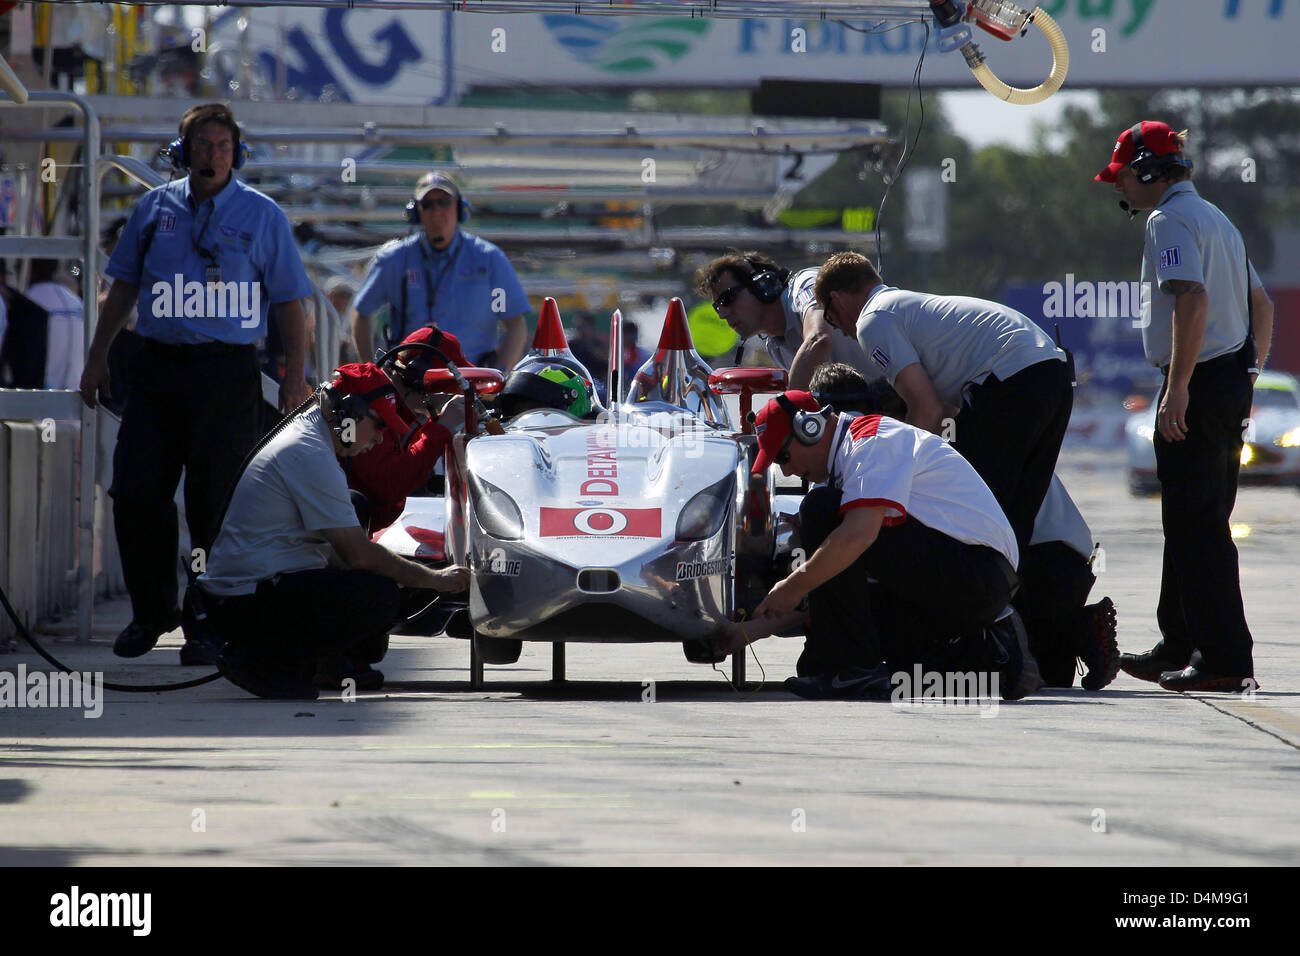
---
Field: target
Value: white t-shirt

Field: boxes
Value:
[26,281,84,390]
[200,406,360,596]
[855,285,1064,408]
[1029,474,1093,560]
[825,413,1019,568]
[762,267,879,379]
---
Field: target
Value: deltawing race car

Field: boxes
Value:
[375,298,799,685]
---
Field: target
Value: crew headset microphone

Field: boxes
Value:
[727,259,791,366]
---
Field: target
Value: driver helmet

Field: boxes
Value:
[499,361,593,418]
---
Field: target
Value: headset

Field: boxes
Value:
[405,192,472,225]
[165,131,249,172]
[1127,122,1193,185]
[744,256,791,304]
[376,337,455,392]
[776,393,834,445]
[324,383,397,447]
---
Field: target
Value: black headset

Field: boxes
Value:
[324,383,397,448]
[744,256,791,304]
[405,191,472,225]
[165,129,249,172]
[776,393,833,445]
[1128,122,1193,184]
[376,337,455,392]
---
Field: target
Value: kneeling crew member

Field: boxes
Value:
[717,391,1040,701]
[198,363,469,700]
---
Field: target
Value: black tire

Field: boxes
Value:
[682,638,725,664]
[474,633,523,665]
[1128,472,1160,497]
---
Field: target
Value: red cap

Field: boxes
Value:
[401,325,469,368]
[751,390,821,473]
[1096,121,1183,183]
[657,297,694,350]
[331,362,408,437]
[532,297,568,350]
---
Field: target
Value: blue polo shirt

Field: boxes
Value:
[354,230,530,362]
[106,176,312,345]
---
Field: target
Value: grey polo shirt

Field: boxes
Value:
[1140,181,1261,368]
[200,405,360,597]
[760,267,879,379]
[855,285,1065,408]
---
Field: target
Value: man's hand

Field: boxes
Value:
[431,564,470,593]
[1157,383,1190,442]
[279,375,311,414]
[79,352,110,408]
[755,574,806,618]
[433,394,466,433]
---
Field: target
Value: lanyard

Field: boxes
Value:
[419,233,463,321]
[189,196,220,267]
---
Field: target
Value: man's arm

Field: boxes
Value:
[79,279,139,408]
[276,297,311,412]
[1159,282,1209,443]
[755,505,885,617]
[786,306,835,390]
[351,310,375,365]
[497,314,527,371]
[892,362,956,435]
[321,525,469,591]
[1250,285,1274,379]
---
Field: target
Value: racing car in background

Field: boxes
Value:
[376,298,797,686]
[1125,370,1300,496]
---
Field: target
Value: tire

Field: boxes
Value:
[682,639,725,664]
[474,633,523,665]
[1128,473,1160,497]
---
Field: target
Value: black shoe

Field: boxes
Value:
[112,610,181,659]
[1158,665,1256,694]
[1078,598,1120,691]
[312,660,384,692]
[986,608,1042,701]
[1119,644,1193,683]
[179,633,225,666]
[218,646,319,701]
[784,662,893,701]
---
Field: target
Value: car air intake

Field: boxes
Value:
[577,569,620,593]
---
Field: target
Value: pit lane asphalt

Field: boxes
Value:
[3,448,1298,866]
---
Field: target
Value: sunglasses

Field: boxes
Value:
[773,431,796,466]
[420,195,455,211]
[712,284,747,311]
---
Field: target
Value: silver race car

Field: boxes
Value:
[376,298,795,685]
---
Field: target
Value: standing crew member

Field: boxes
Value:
[352,172,530,370]
[198,364,470,699]
[1097,120,1273,692]
[716,391,1039,702]
[814,252,1072,554]
[80,102,313,663]
[696,252,875,389]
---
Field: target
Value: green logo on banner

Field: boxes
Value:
[544,15,711,73]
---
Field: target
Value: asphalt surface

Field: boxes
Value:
[2,448,1298,866]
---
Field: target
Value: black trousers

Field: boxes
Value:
[1153,350,1254,675]
[109,341,262,631]
[797,487,1015,676]
[1017,541,1096,687]
[205,568,400,670]
[954,358,1073,554]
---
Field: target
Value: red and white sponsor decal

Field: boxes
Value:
[540,507,661,537]
[579,431,619,496]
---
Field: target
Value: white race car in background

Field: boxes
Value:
[376,299,796,685]
[1125,370,1300,496]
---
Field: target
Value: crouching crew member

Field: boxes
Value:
[345,326,468,533]
[695,252,876,390]
[808,362,1120,691]
[715,391,1040,701]
[197,363,469,700]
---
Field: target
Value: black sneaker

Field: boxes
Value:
[1078,598,1120,691]
[986,608,1042,701]
[218,646,319,701]
[312,660,384,692]
[112,610,181,659]
[179,633,225,666]
[1119,644,1193,683]
[1158,665,1257,694]
[784,662,893,701]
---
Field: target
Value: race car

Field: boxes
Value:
[375,298,797,685]
[1125,370,1300,496]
